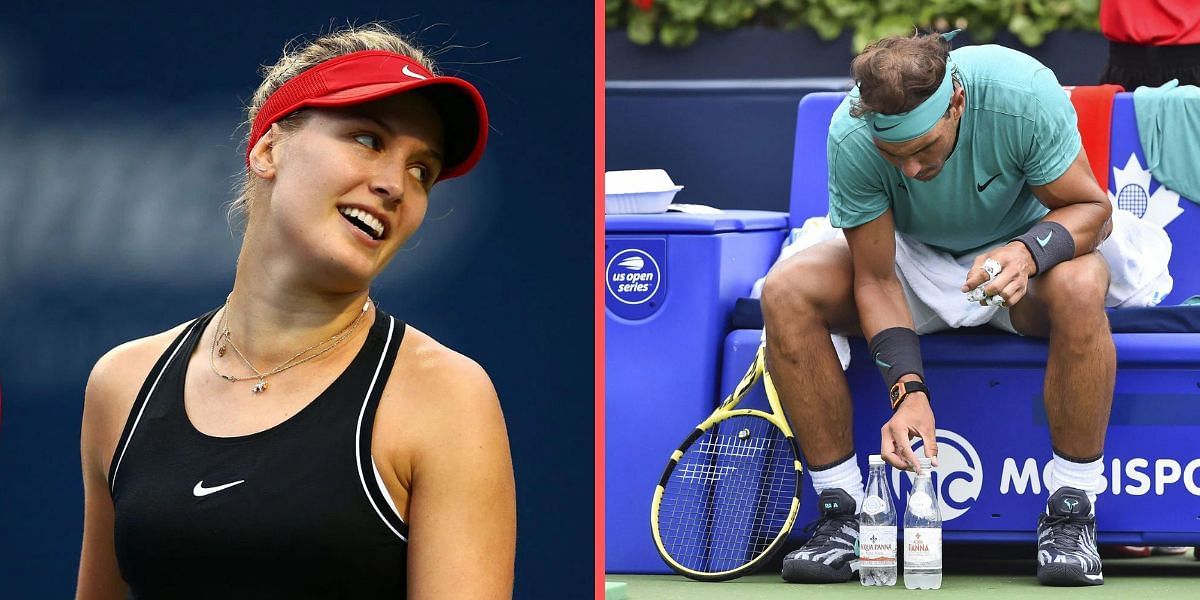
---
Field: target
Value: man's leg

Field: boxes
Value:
[761,239,861,467]
[760,238,864,583]
[1009,251,1111,587]
[1009,251,1113,468]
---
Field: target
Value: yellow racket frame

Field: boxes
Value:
[650,343,803,581]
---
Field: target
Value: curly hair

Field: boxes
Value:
[849,31,959,119]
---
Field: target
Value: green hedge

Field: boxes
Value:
[605,0,1100,51]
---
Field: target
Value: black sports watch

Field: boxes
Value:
[889,380,930,411]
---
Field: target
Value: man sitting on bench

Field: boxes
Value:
[763,30,1132,587]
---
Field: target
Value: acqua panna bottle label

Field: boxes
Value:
[859,526,897,566]
[903,527,942,565]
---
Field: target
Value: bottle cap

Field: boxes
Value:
[868,454,885,465]
[918,457,933,471]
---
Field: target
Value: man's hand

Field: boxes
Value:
[961,242,1037,307]
[880,393,938,473]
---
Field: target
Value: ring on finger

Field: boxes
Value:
[982,258,1002,280]
[986,294,1007,308]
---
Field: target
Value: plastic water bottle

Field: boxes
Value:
[904,455,942,590]
[858,454,898,586]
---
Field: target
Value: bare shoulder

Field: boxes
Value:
[385,324,500,417]
[87,320,196,414]
[377,324,507,456]
[82,319,200,476]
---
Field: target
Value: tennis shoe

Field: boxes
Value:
[781,488,859,583]
[1037,487,1103,586]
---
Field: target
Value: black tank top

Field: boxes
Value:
[108,308,410,599]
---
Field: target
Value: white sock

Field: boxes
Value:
[809,454,864,510]
[1048,451,1104,508]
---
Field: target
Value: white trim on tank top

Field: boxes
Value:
[110,317,204,495]
[356,315,408,542]
[372,457,407,525]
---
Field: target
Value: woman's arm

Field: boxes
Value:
[77,350,133,600]
[402,351,516,599]
[76,326,183,600]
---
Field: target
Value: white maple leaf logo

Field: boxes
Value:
[1108,154,1184,227]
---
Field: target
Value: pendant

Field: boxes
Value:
[217,342,227,357]
[252,380,267,394]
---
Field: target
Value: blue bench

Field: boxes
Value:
[721,91,1200,547]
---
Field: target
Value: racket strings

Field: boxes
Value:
[694,436,775,458]
[656,415,798,573]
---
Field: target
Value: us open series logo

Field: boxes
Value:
[606,249,661,305]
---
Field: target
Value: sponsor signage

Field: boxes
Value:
[605,238,667,320]
[888,428,1200,524]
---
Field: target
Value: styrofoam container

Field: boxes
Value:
[605,169,684,214]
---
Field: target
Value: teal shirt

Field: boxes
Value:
[827,45,1081,256]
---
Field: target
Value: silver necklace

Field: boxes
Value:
[209,298,371,393]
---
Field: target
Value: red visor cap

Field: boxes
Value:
[248,50,488,182]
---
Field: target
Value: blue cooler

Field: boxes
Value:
[605,210,787,572]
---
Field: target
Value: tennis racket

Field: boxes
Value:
[650,343,803,581]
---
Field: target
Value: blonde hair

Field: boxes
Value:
[229,23,438,228]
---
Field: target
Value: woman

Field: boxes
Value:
[76,24,515,599]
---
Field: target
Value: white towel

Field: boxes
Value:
[755,209,1173,371]
[1097,207,1174,308]
[892,232,1000,329]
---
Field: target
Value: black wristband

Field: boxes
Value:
[867,327,925,388]
[1012,221,1075,277]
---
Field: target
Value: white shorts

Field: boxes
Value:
[757,210,1173,370]
[895,262,1018,335]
